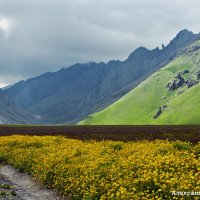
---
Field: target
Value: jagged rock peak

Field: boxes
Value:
[128,46,150,59]
[83,62,96,67]
[134,46,150,54]
[175,29,194,38]
[170,29,195,45]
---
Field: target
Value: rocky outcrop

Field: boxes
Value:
[186,79,199,88]
[182,69,189,74]
[153,105,167,119]
[153,107,162,119]
[167,70,200,91]
[160,96,166,100]
[167,73,185,91]
[177,90,184,95]
[197,71,200,80]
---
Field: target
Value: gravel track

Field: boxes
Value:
[0,165,66,200]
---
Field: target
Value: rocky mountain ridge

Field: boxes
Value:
[80,37,200,125]
[4,29,200,124]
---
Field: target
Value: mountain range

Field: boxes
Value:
[81,38,200,124]
[1,29,200,124]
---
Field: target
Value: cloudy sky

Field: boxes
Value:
[0,0,200,87]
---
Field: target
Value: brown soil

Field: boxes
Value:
[0,125,199,143]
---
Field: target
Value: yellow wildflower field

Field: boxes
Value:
[0,135,199,199]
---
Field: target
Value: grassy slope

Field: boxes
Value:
[80,40,200,125]
[155,83,200,124]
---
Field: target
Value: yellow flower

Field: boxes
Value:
[0,136,199,199]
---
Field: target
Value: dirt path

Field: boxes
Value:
[0,165,66,200]
[0,173,19,200]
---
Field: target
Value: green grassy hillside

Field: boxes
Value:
[80,40,200,125]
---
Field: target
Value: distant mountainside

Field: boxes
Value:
[81,39,200,125]
[0,89,35,124]
[4,29,200,124]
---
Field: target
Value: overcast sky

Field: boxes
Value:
[0,0,200,87]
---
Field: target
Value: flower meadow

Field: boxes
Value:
[0,136,199,200]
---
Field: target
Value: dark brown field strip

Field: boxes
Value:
[0,125,200,143]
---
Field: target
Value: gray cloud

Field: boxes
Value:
[0,0,200,86]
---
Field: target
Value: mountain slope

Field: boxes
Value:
[0,89,35,124]
[4,29,199,124]
[80,39,200,125]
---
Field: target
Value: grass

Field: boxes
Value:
[154,83,200,124]
[80,40,200,125]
